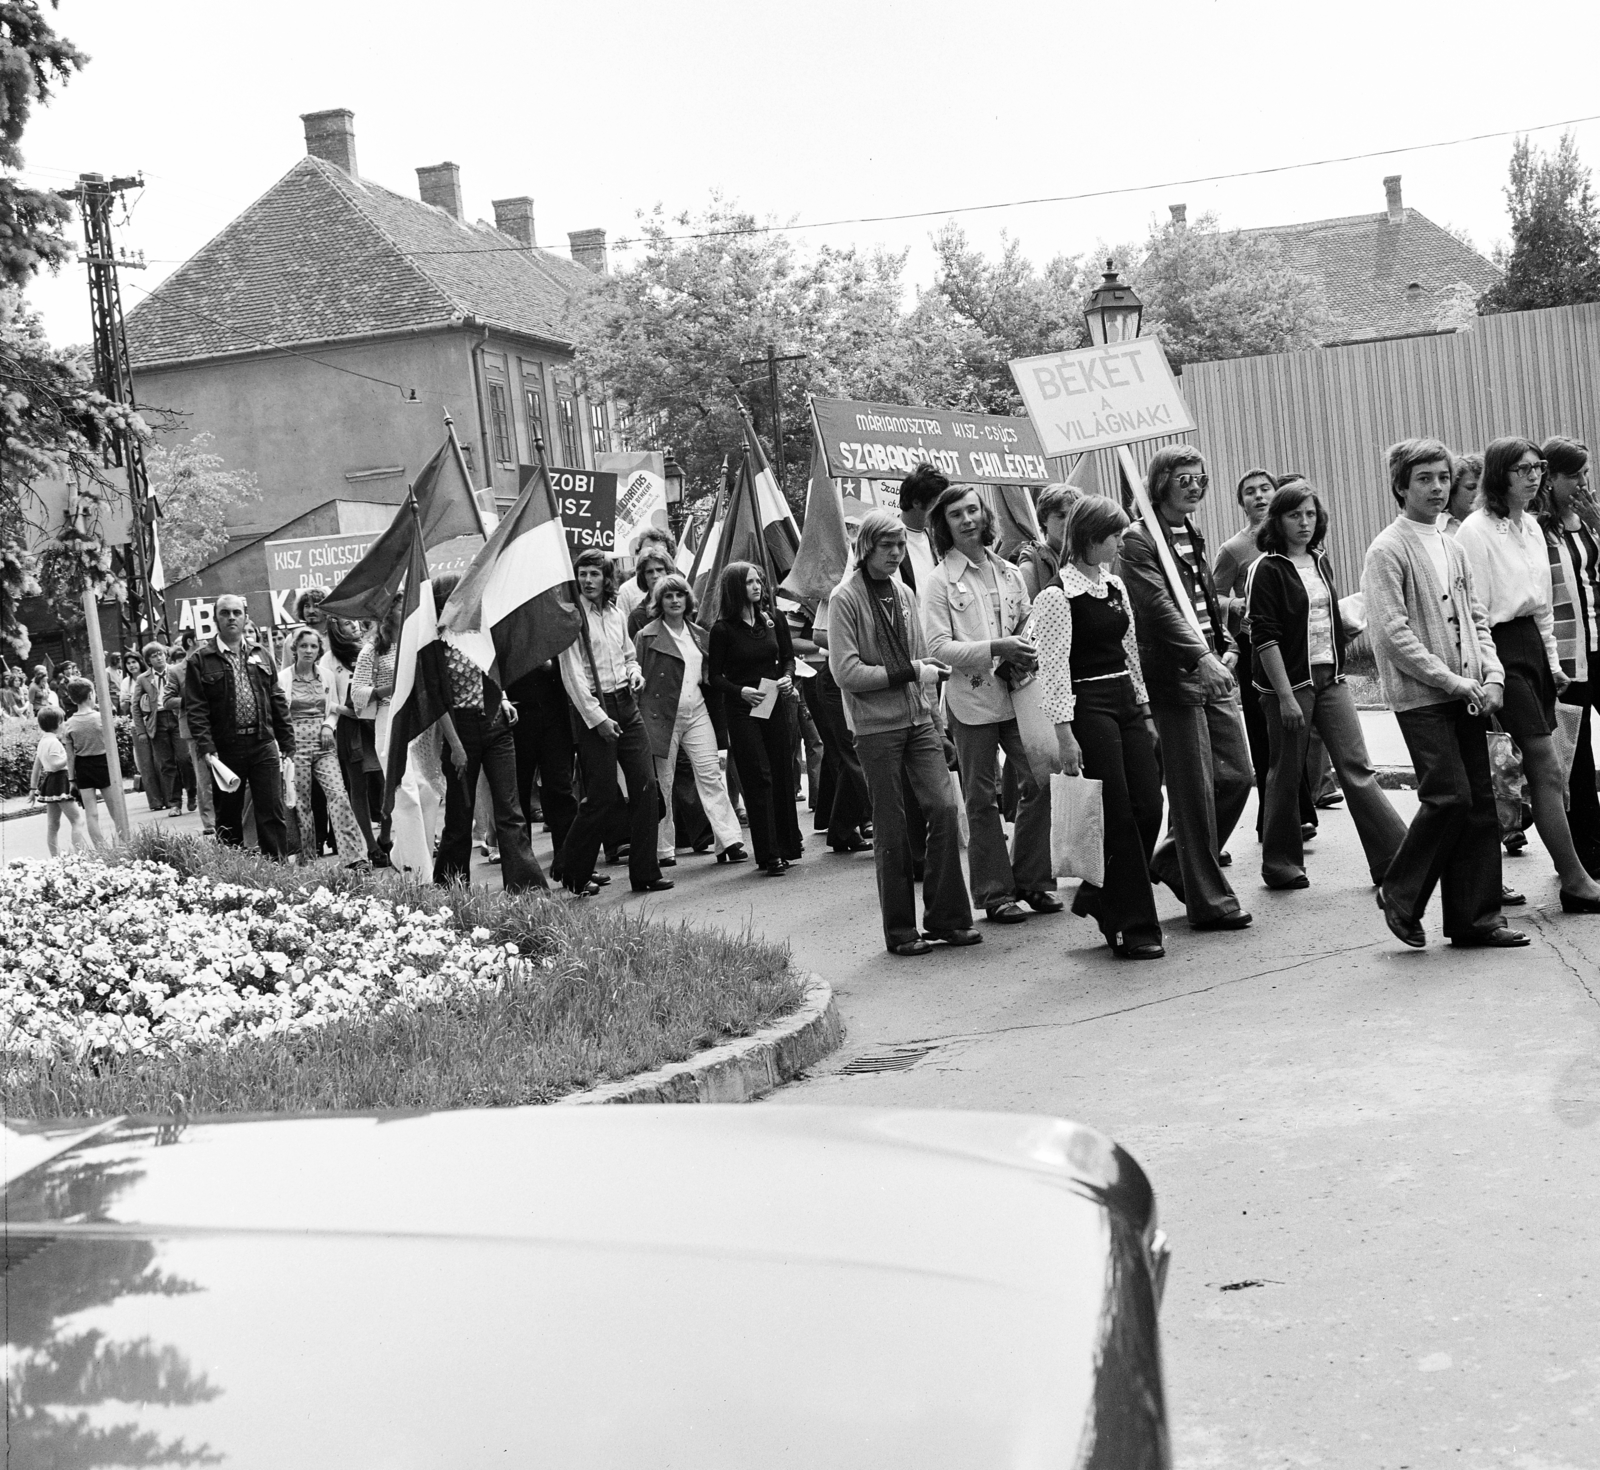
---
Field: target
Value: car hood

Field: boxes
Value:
[2,1105,1163,1469]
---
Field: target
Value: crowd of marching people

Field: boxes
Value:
[11,430,1599,962]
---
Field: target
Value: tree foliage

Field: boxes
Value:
[1123,214,1331,367]
[572,196,952,506]
[147,432,260,583]
[1480,132,1600,314]
[0,2,149,660]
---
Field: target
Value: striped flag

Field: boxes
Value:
[321,440,485,623]
[739,408,801,578]
[438,459,581,689]
[382,501,453,802]
[780,439,848,614]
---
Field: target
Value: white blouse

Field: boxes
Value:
[1454,509,1561,675]
[1027,566,1149,724]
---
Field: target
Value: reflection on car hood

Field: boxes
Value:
[3,1106,1162,1469]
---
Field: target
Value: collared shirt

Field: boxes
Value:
[218,641,259,729]
[902,527,937,600]
[1409,520,1460,655]
[1031,565,1148,723]
[558,599,639,729]
[1455,508,1560,674]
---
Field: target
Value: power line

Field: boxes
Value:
[397,109,1600,258]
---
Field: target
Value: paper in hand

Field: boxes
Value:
[207,754,241,793]
[749,678,780,720]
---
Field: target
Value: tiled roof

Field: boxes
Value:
[126,157,591,366]
[1241,207,1501,343]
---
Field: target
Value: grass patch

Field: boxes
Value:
[4,828,802,1118]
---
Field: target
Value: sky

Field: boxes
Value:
[18,0,1600,350]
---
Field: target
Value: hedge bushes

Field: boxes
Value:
[0,713,138,800]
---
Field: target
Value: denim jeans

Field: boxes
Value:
[1148,695,1252,924]
[947,711,1053,908]
[1261,668,1407,887]
[856,720,971,949]
[1388,700,1504,938]
[434,707,546,892]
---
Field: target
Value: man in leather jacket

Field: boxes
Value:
[1118,447,1253,930]
[183,594,294,857]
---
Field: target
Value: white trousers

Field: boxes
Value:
[656,703,742,857]
[387,706,444,877]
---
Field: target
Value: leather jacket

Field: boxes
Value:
[183,638,294,756]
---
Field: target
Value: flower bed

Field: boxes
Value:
[0,856,531,1060]
[2,831,802,1117]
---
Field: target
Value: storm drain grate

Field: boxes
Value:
[838,1044,937,1075]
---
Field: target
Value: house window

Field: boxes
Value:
[488,382,513,465]
[589,400,610,457]
[557,395,581,467]
[524,385,549,459]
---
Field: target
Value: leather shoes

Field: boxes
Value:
[1021,890,1065,914]
[985,901,1028,924]
[1559,888,1600,914]
[1115,941,1166,960]
[1192,911,1253,931]
[1501,883,1526,906]
[1451,925,1530,947]
[1071,883,1103,919]
[890,938,933,957]
[631,878,675,893]
[1301,822,1318,841]
[1217,850,1233,868]
[827,836,872,854]
[1376,886,1424,948]
[564,880,601,898]
[1315,791,1345,809]
[923,927,983,946]
[1267,874,1311,890]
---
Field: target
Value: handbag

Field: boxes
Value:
[1008,674,1060,789]
[1049,772,1105,885]
[949,769,970,848]
[1484,722,1531,837]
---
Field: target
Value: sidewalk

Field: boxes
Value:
[1357,707,1415,787]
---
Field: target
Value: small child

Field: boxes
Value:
[61,677,111,850]
[30,706,88,856]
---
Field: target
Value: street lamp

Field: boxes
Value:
[1084,260,1143,346]
[662,446,686,539]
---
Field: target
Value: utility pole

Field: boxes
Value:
[739,344,806,488]
[59,172,163,642]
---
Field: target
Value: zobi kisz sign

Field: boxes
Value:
[1008,338,1195,457]
[811,397,1050,484]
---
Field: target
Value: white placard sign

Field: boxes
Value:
[598,450,668,558]
[1009,338,1195,457]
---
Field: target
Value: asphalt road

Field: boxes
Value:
[6,785,1597,1467]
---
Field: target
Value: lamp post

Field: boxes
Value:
[1083,259,1144,346]
[662,446,686,541]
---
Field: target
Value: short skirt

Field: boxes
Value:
[1491,616,1557,741]
[73,752,111,791]
[37,768,75,803]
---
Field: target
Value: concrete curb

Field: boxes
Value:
[559,971,842,1106]
[1375,766,1419,791]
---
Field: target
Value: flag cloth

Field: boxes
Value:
[382,507,453,805]
[738,409,801,579]
[982,483,1044,561]
[697,460,773,626]
[780,438,849,614]
[319,439,485,623]
[438,459,581,690]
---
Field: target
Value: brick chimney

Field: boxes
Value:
[301,109,357,175]
[1384,174,1404,224]
[417,163,463,220]
[568,227,609,274]
[1169,203,1187,227]
[493,196,537,248]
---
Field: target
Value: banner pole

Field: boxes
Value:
[82,585,130,841]
[443,406,492,540]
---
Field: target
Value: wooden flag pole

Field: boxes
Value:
[1115,443,1204,640]
[734,398,781,612]
[442,406,493,540]
[685,454,731,593]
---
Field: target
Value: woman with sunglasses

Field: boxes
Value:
[1246,483,1406,890]
[1536,436,1600,876]
[635,573,748,866]
[1456,437,1600,910]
